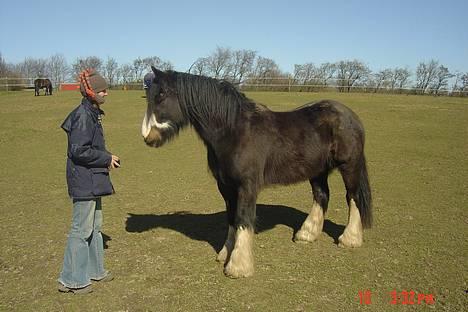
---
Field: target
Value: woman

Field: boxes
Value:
[58,69,120,294]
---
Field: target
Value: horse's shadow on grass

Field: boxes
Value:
[125,204,345,252]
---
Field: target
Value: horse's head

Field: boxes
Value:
[141,67,186,147]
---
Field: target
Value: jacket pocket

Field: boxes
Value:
[90,168,114,196]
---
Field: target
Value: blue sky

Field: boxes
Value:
[1,0,467,74]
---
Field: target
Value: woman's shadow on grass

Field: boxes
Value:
[125,204,345,252]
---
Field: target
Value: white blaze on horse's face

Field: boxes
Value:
[141,111,171,139]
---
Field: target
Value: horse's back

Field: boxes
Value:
[257,100,366,184]
[297,100,365,139]
[298,99,361,121]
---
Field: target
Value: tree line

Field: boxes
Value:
[1,48,467,95]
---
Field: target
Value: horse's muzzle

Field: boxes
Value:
[143,127,164,147]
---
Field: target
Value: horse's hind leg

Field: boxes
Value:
[295,173,329,243]
[338,158,372,248]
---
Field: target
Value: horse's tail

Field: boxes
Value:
[49,83,53,95]
[356,156,372,228]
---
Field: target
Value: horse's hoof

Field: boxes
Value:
[224,264,254,278]
[338,232,362,248]
[294,230,320,243]
[224,252,254,278]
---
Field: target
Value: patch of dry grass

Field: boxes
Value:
[0,90,466,311]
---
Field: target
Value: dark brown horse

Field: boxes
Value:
[34,78,53,96]
[141,67,372,278]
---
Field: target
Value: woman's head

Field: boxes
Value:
[79,69,108,104]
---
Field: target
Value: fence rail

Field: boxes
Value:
[1,77,467,95]
[240,83,468,95]
[0,78,146,91]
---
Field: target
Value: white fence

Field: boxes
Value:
[1,76,466,96]
[0,78,146,91]
[240,77,468,95]
[0,77,37,91]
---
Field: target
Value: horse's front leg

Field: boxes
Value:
[215,180,238,263]
[224,182,257,278]
[217,225,235,263]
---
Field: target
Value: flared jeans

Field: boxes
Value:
[58,198,108,288]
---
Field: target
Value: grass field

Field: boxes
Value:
[0,89,466,311]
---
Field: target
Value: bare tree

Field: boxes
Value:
[293,63,320,91]
[142,56,173,72]
[252,56,281,79]
[415,60,439,94]
[393,68,411,92]
[0,52,8,76]
[103,57,118,87]
[450,72,462,94]
[451,72,468,96]
[17,57,48,78]
[71,56,103,79]
[207,46,232,79]
[188,57,210,76]
[293,63,317,85]
[188,48,254,83]
[248,56,286,90]
[229,49,256,83]
[316,62,336,86]
[461,73,468,96]
[132,57,146,81]
[293,62,336,88]
[114,66,123,85]
[373,69,393,92]
[430,65,454,95]
[142,56,161,70]
[119,64,133,83]
[335,60,371,92]
[48,54,69,86]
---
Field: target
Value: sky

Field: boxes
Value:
[1,0,467,74]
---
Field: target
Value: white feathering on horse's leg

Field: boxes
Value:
[338,199,363,247]
[217,225,235,263]
[294,200,324,243]
[224,226,254,278]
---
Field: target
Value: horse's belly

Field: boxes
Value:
[263,157,324,185]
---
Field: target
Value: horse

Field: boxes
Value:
[141,67,372,278]
[34,78,53,96]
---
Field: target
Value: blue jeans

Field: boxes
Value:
[58,198,108,288]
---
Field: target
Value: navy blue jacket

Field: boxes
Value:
[61,98,114,199]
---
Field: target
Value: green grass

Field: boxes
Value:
[0,90,467,311]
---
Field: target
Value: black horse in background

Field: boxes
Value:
[141,67,372,278]
[34,78,53,96]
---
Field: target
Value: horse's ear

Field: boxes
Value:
[151,66,164,77]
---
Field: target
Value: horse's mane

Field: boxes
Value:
[174,72,257,130]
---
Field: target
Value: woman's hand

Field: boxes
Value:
[109,155,120,170]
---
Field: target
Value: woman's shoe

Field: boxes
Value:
[92,272,114,282]
[58,283,93,294]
